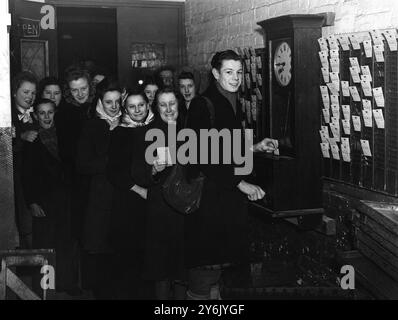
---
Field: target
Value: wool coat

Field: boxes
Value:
[184,82,250,268]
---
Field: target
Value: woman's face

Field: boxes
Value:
[42,84,62,107]
[179,78,196,103]
[144,84,159,104]
[69,77,90,104]
[125,95,149,123]
[158,92,178,124]
[15,81,36,110]
[101,91,121,118]
[35,103,55,129]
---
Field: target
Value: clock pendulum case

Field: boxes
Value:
[252,14,326,216]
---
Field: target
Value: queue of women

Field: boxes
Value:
[11,51,273,300]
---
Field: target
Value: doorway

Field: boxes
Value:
[57,6,117,78]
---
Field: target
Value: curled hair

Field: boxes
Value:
[63,66,95,105]
[33,98,56,113]
[11,71,38,95]
[210,50,241,71]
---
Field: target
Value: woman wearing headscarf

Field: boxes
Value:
[107,89,155,299]
[76,77,122,296]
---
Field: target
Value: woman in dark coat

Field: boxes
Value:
[133,88,186,300]
[107,89,155,299]
[77,78,122,253]
[55,67,95,245]
[21,98,76,293]
[76,77,123,296]
[11,71,39,248]
[184,50,266,299]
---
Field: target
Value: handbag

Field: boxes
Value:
[162,96,215,214]
[162,164,205,214]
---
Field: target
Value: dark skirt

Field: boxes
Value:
[109,189,147,267]
[83,174,114,252]
[143,185,186,281]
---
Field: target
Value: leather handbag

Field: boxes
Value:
[161,96,215,214]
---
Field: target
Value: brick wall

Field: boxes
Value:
[185,0,398,85]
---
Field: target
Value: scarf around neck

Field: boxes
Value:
[215,82,238,115]
[17,106,34,123]
[95,99,122,131]
[39,126,60,161]
[120,109,155,128]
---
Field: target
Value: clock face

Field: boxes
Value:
[273,41,292,87]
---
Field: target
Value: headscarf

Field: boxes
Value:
[96,98,122,131]
[120,108,155,128]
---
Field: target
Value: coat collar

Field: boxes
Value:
[203,82,243,123]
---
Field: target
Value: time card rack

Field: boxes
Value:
[318,29,398,196]
[235,46,266,143]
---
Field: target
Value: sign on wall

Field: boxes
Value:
[131,42,165,69]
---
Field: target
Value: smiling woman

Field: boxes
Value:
[11,71,38,249]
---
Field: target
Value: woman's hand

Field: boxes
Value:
[152,159,167,175]
[130,185,148,200]
[30,203,46,217]
[21,130,38,142]
[252,138,278,153]
[237,181,266,201]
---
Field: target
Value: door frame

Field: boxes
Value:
[47,0,187,68]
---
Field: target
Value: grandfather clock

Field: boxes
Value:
[252,15,325,216]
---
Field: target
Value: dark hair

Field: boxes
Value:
[141,76,161,90]
[95,77,122,101]
[33,98,56,113]
[156,66,176,89]
[124,87,149,106]
[38,77,63,97]
[178,71,195,81]
[157,65,175,75]
[210,50,241,71]
[11,71,38,95]
[92,66,109,79]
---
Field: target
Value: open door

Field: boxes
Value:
[10,0,58,79]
